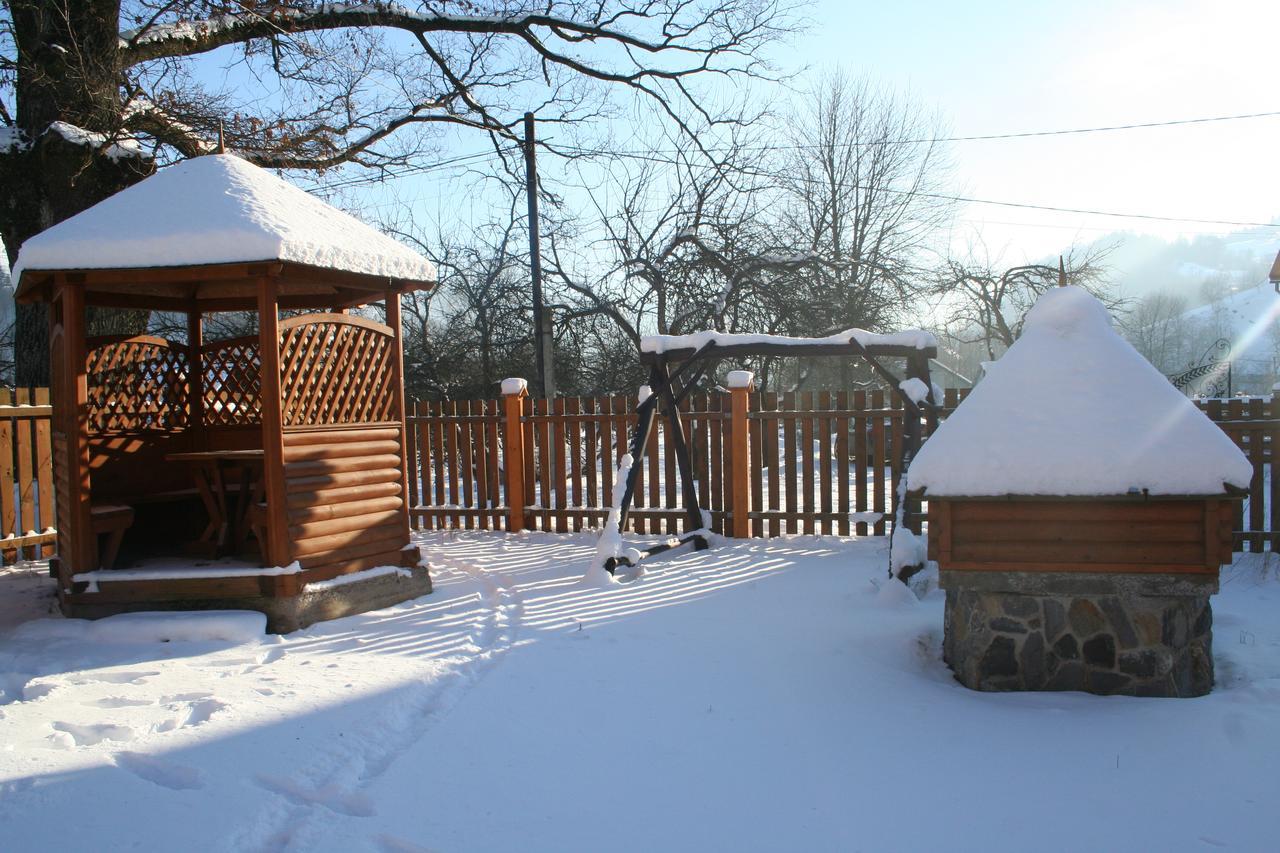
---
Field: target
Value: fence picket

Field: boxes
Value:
[567,397,584,532]
[777,391,793,534]
[872,390,886,537]
[854,389,868,536]
[35,388,54,558]
[819,391,833,536]
[836,390,850,537]
[664,397,678,534]
[764,392,781,538]
[16,388,35,548]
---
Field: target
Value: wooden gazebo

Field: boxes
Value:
[12,154,435,630]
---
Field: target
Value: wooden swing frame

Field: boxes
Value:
[604,334,939,574]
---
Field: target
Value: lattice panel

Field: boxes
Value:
[86,337,189,433]
[279,317,396,427]
[202,339,262,426]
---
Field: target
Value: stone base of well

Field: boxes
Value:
[941,570,1215,697]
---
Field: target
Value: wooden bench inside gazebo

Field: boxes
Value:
[12,153,436,630]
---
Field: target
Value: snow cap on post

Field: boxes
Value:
[726,370,755,390]
[907,285,1252,497]
[500,377,528,396]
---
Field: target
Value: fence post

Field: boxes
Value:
[728,370,753,538]
[502,379,528,532]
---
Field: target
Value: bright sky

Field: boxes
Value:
[361,0,1280,282]
[796,0,1280,260]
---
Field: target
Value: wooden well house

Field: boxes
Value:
[907,285,1251,696]
[12,154,435,630]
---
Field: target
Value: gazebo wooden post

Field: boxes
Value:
[256,274,292,580]
[385,288,415,560]
[187,310,205,446]
[53,277,95,578]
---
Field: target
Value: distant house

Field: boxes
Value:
[1270,249,1280,292]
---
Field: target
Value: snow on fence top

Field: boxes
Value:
[12,153,437,288]
[907,286,1252,497]
[639,328,936,354]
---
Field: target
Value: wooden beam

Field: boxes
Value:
[384,290,414,551]
[256,276,291,569]
[58,278,96,574]
[84,293,197,312]
[187,311,205,446]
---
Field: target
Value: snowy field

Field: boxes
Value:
[2,531,1280,852]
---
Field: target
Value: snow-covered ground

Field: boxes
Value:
[2,532,1280,851]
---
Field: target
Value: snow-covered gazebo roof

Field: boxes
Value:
[13,153,435,303]
[907,286,1251,497]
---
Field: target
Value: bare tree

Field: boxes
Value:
[1122,291,1192,373]
[773,74,954,335]
[1,0,799,383]
[931,242,1119,361]
[546,74,958,390]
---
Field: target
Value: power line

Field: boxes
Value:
[294,110,1280,230]
[554,144,1280,229]
[916,191,1280,229]
[556,109,1280,156]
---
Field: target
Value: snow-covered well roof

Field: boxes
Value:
[12,154,436,293]
[907,286,1252,497]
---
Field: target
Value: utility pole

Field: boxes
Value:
[524,112,556,398]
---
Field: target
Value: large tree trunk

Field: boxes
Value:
[2,1,152,386]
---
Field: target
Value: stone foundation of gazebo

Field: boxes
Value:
[941,570,1215,697]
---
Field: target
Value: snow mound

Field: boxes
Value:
[908,286,1252,496]
[12,610,266,644]
[12,153,437,289]
[898,377,930,404]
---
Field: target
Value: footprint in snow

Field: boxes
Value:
[376,834,441,853]
[159,692,214,704]
[91,696,153,709]
[67,670,160,686]
[21,683,57,700]
[254,773,377,817]
[153,697,228,733]
[51,720,136,746]
[113,751,205,790]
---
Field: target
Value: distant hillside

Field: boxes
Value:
[1094,228,1278,304]
[1170,276,1280,394]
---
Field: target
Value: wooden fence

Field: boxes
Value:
[404,387,963,537]
[3,387,1279,564]
[1,388,56,562]
[1195,397,1279,552]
